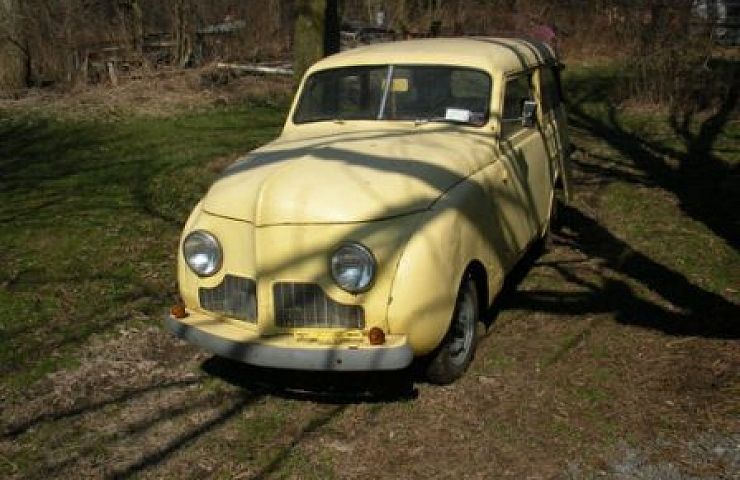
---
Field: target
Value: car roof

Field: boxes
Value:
[308,37,559,75]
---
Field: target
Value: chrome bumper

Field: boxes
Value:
[165,314,414,372]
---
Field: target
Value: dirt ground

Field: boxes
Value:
[0,64,738,478]
[1,136,738,479]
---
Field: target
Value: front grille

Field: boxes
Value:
[199,275,257,323]
[273,282,365,329]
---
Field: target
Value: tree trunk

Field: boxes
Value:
[116,1,144,56]
[131,0,143,54]
[325,0,340,54]
[269,0,282,35]
[174,0,193,67]
[0,0,28,90]
[293,0,340,81]
[395,0,408,35]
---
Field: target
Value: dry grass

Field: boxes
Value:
[2,124,738,479]
[0,62,737,479]
[0,66,294,120]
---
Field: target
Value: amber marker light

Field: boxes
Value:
[368,327,386,345]
[170,304,188,319]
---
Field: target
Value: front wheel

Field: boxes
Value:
[425,278,480,385]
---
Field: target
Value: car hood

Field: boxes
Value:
[202,128,493,225]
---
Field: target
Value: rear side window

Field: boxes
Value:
[539,67,562,113]
[501,74,534,137]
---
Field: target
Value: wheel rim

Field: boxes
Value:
[448,287,476,367]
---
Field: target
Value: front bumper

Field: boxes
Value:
[165,312,414,371]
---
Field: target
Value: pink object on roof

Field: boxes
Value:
[530,24,556,44]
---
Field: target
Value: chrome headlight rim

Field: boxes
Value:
[183,230,222,277]
[330,242,376,294]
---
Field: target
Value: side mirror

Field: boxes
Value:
[521,100,537,128]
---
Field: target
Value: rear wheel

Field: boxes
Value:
[425,277,479,385]
[545,189,563,238]
[534,190,563,256]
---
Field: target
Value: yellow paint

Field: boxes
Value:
[174,38,570,361]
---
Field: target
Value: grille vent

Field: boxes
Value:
[273,282,364,329]
[199,275,257,323]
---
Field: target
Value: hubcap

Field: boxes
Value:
[448,288,476,367]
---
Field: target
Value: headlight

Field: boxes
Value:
[183,230,222,277]
[331,243,376,293]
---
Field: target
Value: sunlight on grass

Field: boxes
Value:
[0,103,286,385]
[602,181,739,296]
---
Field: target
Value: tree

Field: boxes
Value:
[0,0,29,89]
[293,0,340,81]
[174,0,193,67]
[130,0,144,54]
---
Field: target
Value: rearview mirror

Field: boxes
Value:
[522,100,537,128]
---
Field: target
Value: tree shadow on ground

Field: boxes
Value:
[106,393,258,480]
[565,60,739,249]
[0,114,186,227]
[246,404,347,480]
[494,204,738,339]
[1,373,256,479]
[0,379,204,439]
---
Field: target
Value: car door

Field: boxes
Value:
[536,65,572,201]
[496,72,552,251]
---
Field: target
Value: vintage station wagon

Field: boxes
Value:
[166,38,571,384]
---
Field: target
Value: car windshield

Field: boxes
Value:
[293,65,491,127]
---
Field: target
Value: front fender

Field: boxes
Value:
[386,172,504,356]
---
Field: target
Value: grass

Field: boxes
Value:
[267,449,337,480]
[602,181,738,295]
[563,63,739,312]
[0,62,738,479]
[0,102,287,386]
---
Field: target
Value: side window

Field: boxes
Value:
[501,74,534,138]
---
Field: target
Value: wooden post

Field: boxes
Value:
[79,49,89,85]
[107,61,118,86]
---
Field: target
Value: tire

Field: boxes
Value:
[544,190,562,238]
[534,190,562,256]
[425,277,480,385]
[549,188,564,233]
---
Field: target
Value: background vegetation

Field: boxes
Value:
[0,1,737,478]
[1,0,735,111]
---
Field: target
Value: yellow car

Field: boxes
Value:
[166,38,571,384]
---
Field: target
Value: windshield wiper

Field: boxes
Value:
[377,65,394,120]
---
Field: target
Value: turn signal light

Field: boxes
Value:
[368,327,385,345]
[170,304,188,319]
